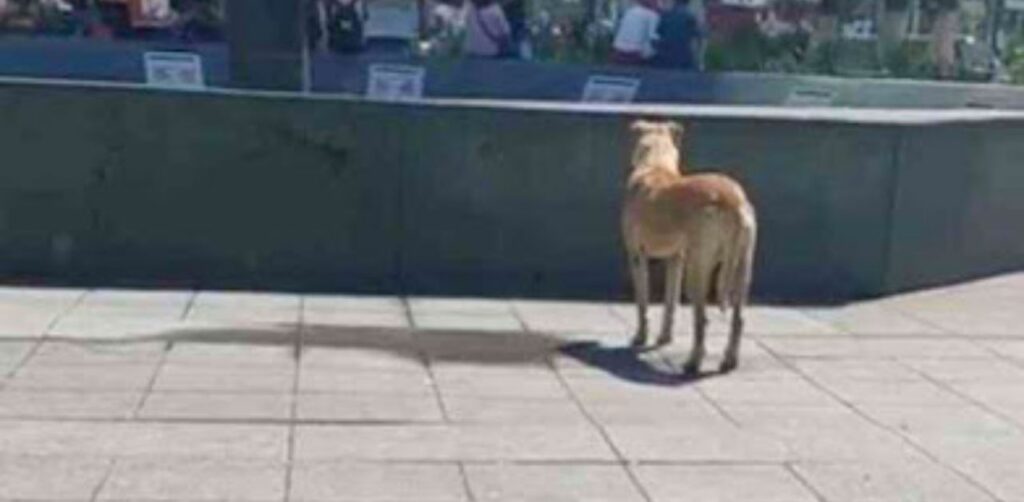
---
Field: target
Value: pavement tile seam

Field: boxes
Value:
[1,342,46,381]
[404,298,456,424]
[0,415,452,427]
[975,339,1024,373]
[505,302,532,333]
[870,301,959,336]
[128,343,173,420]
[687,376,744,427]
[455,462,477,502]
[2,290,89,381]
[753,337,1010,502]
[616,464,656,502]
[86,457,117,502]
[42,289,92,336]
[781,461,831,502]
[507,302,657,501]
[291,459,802,467]
[178,290,199,321]
[753,333,1015,341]
[0,453,803,468]
[289,456,623,465]
[513,310,655,502]
[97,498,285,502]
[284,299,302,502]
[896,359,1024,434]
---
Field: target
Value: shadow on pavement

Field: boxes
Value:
[558,340,718,386]
[4,322,721,385]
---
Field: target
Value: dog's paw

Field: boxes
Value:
[629,334,648,349]
[655,334,673,347]
[719,357,738,374]
[682,359,701,375]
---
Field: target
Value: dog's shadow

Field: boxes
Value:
[558,340,719,386]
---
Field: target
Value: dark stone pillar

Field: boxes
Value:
[225,0,308,91]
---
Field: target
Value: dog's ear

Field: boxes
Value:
[630,120,656,134]
[668,121,685,139]
[666,121,685,148]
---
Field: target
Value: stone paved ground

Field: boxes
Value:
[1,273,1024,501]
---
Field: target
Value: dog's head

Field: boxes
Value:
[629,120,683,171]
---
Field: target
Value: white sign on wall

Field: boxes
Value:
[144,52,205,90]
[784,87,837,107]
[581,76,641,103]
[366,64,425,101]
[719,0,769,8]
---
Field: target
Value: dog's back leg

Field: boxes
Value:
[721,214,757,373]
[682,250,714,375]
[656,254,684,347]
[628,251,651,347]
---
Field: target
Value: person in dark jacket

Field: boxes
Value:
[307,0,367,54]
[653,0,703,71]
[502,0,527,57]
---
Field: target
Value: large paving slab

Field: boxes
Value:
[0,455,112,501]
[792,459,999,502]
[97,459,286,501]
[293,424,618,462]
[634,464,820,502]
[464,464,646,502]
[290,462,467,502]
[302,295,408,330]
[0,421,289,459]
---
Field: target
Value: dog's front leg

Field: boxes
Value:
[629,252,650,348]
[682,259,709,374]
[656,255,684,346]
[683,299,708,375]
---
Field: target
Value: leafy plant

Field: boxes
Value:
[704,24,809,73]
[883,40,936,79]
[1003,34,1024,85]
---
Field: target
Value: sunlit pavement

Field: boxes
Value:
[2,272,1024,501]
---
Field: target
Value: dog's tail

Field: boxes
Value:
[715,205,757,314]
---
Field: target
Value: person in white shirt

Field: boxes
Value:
[612,0,660,65]
[463,0,514,58]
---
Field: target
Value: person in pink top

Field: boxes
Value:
[462,0,514,58]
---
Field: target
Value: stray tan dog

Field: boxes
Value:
[621,120,757,374]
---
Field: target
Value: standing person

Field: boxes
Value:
[174,0,223,42]
[929,0,960,79]
[502,0,528,58]
[463,0,514,58]
[425,0,466,55]
[0,0,42,33]
[653,0,703,70]
[307,0,367,54]
[65,0,101,36]
[326,0,367,54]
[306,0,327,51]
[428,0,465,37]
[611,0,660,65]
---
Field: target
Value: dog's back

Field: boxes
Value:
[624,170,750,253]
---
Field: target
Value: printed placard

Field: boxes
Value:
[144,52,205,90]
[784,87,837,107]
[366,64,426,101]
[581,75,641,103]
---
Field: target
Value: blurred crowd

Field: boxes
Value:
[0,0,224,42]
